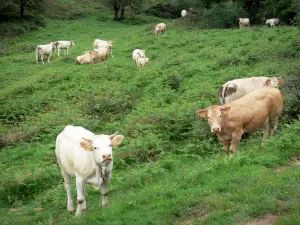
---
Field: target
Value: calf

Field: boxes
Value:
[154,23,167,38]
[75,51,94,64]
[91,47,110,67]
[197,87,284,156]
[238,18,250,28]
[36,42,55,64]
[136,57,150,68]
[55,40,75,56]
[266,18,280,28]
[219,76,284,105]
[132,49,146,65]
[55,125,124,216]
[93,39,114,58]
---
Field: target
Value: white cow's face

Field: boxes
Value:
[80,133,124,167]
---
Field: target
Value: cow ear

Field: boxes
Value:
[111,135,124,147]
[277,77,284,84]
[196,109,207,118]
[221,106,231,114]
[80,140,93,151]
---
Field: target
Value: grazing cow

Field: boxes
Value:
[266,18,280,28]
[75,51,94,64]
[136,57,150,68]
[132,49,145,65]
[238,18,250,28]
[196,86,284,156]
[91,47,110,67]
[36,42,55,64]
[55,125,124,216]
[181,10,187,18]
[154,23,167,38]
[93,39,114,58]
[55,40,75,56]
[219,77,284,105]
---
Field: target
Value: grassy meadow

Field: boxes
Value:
[1,14,300,225]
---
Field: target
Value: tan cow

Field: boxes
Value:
[154,23,167,38]
[197,86,284,157]
[91,47,110,67]
[219,76,284,105]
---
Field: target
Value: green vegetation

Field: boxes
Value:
[0,14,300,224]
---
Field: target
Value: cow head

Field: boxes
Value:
[265,77,284,87]
[196,105,231,132]
[80,132,124,166]
[71,40,75,46]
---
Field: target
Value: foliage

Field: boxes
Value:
[291,0,300,25]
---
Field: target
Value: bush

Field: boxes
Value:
[282,66,300,121]
[292,0,300,25]
[200,1,246,29]
[84,89,139,122]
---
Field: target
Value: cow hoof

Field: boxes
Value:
[68,208,74,212]
[75,210,81,217]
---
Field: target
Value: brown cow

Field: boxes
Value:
[197,86,284,157]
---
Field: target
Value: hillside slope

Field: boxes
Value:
[0,16,300,224]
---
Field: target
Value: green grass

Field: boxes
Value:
[0,15,300,224]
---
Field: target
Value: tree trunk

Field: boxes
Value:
[20,0,26,19]
[113,5,119,20]
[120,7,125,20]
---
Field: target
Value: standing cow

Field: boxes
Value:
[266,18,280,28]
[197,87,284,157]
[238,18,250,28]
[55,125,124,216]
[55,40,75,56]
[154,23,167,38]
[219,77,284,105]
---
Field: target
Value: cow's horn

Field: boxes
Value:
[110,131,119,139]
[82,137,92,143]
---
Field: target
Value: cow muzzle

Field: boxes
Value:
[212,126,221,132]
[102,154,112,161]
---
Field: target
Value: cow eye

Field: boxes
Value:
[109,144,112,147]
[219,115,222,118]
[207,117,210,119]
[94,147,97,150]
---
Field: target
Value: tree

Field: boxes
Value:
[103,0,144,20]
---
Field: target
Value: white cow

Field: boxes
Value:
[238,18,250,28]
[154,23,167,38]
[76,51,94,64]
[136,57,150,68]
[55,125,124,216]
[36,42,55,64]
[93,39,114,58]
[92,47,110,67]
[219,76,284,105]
[55,40,75,56]
[266,18,280,28]
[181,10,187,18]
[132,49,145,65]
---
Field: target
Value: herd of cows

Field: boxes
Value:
[33,19,287,216]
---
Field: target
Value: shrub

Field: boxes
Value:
[282,66,300,122]
[84,89,139,122]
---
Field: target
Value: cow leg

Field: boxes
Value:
[48,52,52,63]
[61,170,74,212]
[64,49,66,55]
[229,131,243,156]
[263,122,270,139]
[66,47,69,55]
[269,116,279,136]
[75,176,86,216]
[222,140,231,155]
[100,177,111,208]
[58,48,60,57]
[41,55,44,64]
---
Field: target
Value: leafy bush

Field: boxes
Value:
[282,66,300,121]
[84,89,139,122]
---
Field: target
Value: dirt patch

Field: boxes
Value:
[180,207,210,225]
[275,156,300,173]
[242,214,278,225]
